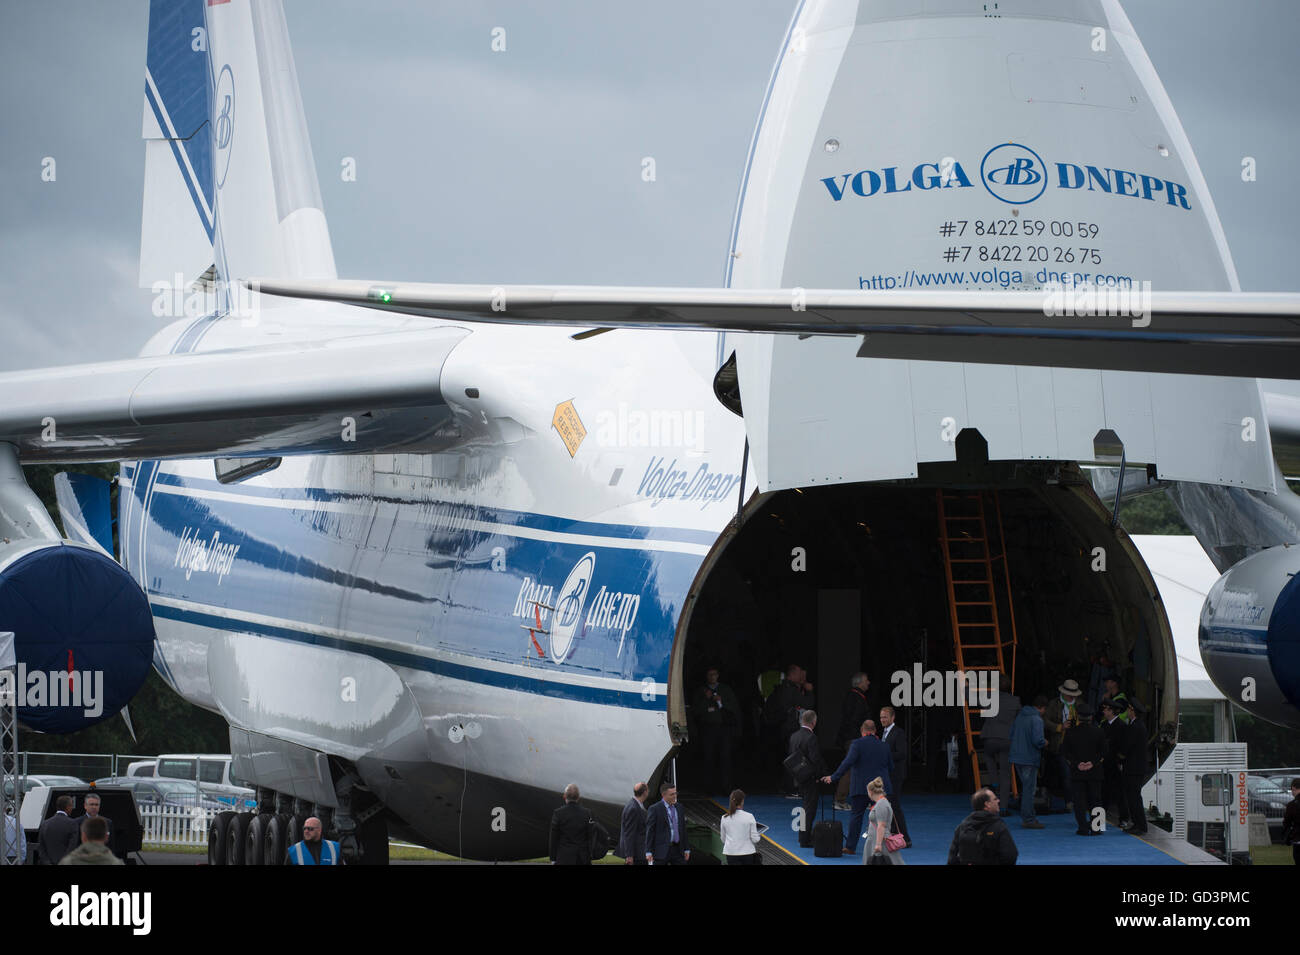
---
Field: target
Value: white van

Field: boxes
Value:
[154,754,254,808]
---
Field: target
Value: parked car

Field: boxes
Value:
[2,778,40,800]
[154,754,254,808]
[124,760,157,778]
[4,774,88,801]
[91,777,225,812]
[26,774,87,788]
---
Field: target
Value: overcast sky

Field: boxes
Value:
[0,0,1296,372]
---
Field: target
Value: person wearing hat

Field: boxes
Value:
[1099,698,1130,828]
[1045,679,1083,800]
[1060,702,1108,835]
[1118,698,1150,833]
[1096,676,1131,725]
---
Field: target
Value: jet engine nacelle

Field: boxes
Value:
[1200,545,1300,729]
[0,448,154,733]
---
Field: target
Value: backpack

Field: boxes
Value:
[589,817,611,861]
[956,818,1001,865]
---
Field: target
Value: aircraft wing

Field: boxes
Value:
[258,281,1300,381]
[0,327,466,463]
[1265,392,1300,478]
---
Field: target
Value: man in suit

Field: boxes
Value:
[80,793,113,855]
[1061,702,1108,835]
[37,795,80,865]
[789,710,828,848]
[549,783,594,865]
[618,781,649,864]
[764,664,815,791]
[879,706,912,845]
[1119,698,1150,833]
[1099,699,1129,826]
[693,667,741,796]
[644,782,691,865]
[833,673,872,810]
[822,718,893,855]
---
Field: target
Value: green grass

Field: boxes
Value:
[142,843,207,855]
[1248,844,1295,866]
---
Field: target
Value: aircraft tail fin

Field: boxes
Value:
[140,0,336,299]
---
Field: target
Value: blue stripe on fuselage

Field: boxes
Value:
[137,465,715,700]
[150,601,664,710]
[143,468,720,546]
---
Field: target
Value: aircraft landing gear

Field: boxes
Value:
[226,811,253,865]
[208,810,235,865]
[263,813,290,865]
[245,812,269,866]
[333,774,388,865]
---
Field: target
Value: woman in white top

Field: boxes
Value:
[720,789,762,865]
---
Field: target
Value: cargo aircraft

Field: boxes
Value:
[1,0,1298,862]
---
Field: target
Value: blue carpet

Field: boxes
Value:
[738,794,1181,865]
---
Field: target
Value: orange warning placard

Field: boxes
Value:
[552,400,587,457]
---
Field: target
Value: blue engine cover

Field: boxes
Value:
[1268,569,1300,717]
[0,544,154,732]
[1200,544,1300,730]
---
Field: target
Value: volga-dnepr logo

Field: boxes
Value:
[550,551,595,662]
[214,64,235,189]
[820,141,1192,210]
[980,142,1047,204]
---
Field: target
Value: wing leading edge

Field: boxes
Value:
[256,281,1300,381]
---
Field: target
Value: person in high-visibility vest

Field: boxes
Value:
[286,817,344,865]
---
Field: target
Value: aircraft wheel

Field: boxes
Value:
[245,813,270,866]
[208,811,235,866]
[227,811,253,865]
[264,813,291,866]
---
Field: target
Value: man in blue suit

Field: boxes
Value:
[821,719,893,855]
[644,782,691,865]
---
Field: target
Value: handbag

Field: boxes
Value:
[868,851,891,865]
[883,796,907,851]
[783,749,815,785]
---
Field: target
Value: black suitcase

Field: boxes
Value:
[812,798,843,857]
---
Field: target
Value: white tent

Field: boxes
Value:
[1131,535,1225,703]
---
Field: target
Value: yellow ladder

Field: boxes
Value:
[936,489,1018,791]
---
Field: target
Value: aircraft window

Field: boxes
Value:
[214,457,282,484]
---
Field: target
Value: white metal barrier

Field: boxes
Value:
[139,803,217,847]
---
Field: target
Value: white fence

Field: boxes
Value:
[140,804,218,847]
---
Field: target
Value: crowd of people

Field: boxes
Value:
[21,791,342,865]
[26,793,121,865]
[1011,677,1152,835]
[543,664,1180,865]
